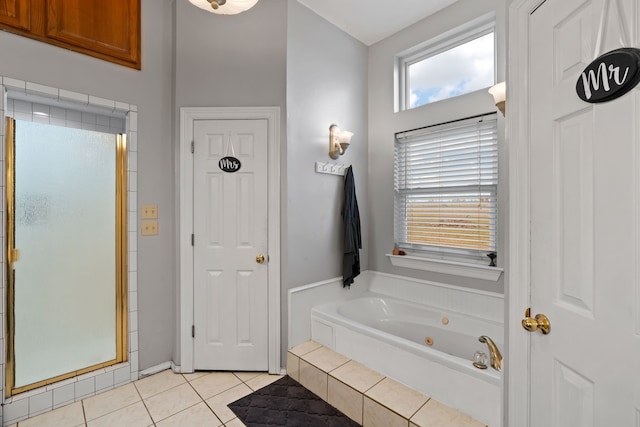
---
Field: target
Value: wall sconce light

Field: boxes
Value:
[188,0,259,15]
[488,82,506,116]
[329,124,354,159]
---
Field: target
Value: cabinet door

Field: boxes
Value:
[0,0,30,31]
[46,0,140,69]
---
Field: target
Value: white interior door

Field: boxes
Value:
[193,119,269,371]
[528,0,640,425]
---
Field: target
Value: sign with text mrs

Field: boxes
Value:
[219,156,241,173]
[576,48,640,103]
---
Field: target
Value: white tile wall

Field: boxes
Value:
[95,371,115,392]
[0,85,6,426]
[3,98,125,134]
[28,390,52,417]
[0,78,139,426]
[52,383,75,409]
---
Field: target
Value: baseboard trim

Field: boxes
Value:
[139,361,172,377]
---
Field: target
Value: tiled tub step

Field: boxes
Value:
[287,341,488,427]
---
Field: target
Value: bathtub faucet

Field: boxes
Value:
[479,335,502,372]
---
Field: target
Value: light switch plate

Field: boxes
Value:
[141,204,158,219]
[141,220,158,236]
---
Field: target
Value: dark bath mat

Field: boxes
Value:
[228,375,360,427]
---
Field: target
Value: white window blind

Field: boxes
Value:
[394,113,498,260]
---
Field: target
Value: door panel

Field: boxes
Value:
[529,0,639,425]
[6,118,127,396]
[193,119,269,371]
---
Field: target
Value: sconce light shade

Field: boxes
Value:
[329,124,354,159]
[188,0,259,15]
[488,82,506,116]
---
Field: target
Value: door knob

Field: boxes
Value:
[256,254,265,264]
[522,308,551,334]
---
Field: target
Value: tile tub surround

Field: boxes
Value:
[4,369,283,427]
[287,341,487,427]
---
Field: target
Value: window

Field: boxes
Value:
[397,16,495,110]
[394,114,498,261]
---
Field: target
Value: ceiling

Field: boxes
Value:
[296,0,460,46]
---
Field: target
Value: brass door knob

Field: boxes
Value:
[256,254,265,264]
[522,309,551,334]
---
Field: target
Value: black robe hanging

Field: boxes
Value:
[342,166,361,287]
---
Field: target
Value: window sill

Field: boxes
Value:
[386,254,503,281]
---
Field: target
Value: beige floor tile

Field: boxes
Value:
[232,372,262,382]
[365,377,429,419]
[245,373,283,391]
[328,376,363,424]
[289,340,322,357]
[410,399,484,427]
[286,352,300,381]
[190,372,242,400]
[299,360,328,400]
[330,360,385,393]
[156,402,223,427]
[83,383,141,421]
[135,369,186,399]
[144,382,202,423]
[300,346,350,373]
[182,371,208,382]
[87,401,152,427]
[225,418,247,427]
[363,397,408,427]
[18,401,85,427]
[206,383,253,423]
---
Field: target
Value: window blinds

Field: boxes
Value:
[394,113,498,259]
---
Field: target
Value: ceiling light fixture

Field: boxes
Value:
[188,0,259,15]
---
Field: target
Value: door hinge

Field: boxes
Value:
[191,234,194,246]
[191,141,194,153]
[191,325,195,338]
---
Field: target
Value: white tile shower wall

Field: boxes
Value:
[4,98,125,134]
[0,78,139,426]
[0,86,5,425]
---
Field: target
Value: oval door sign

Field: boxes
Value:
[576,48,640,103]
[219,156,241,173]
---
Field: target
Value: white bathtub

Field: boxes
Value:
[311,293,503,426]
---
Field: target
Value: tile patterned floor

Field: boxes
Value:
[7,343,488,427]
[7,370,283,427]
[288,341,487,427]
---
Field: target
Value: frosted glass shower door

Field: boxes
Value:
[8,119,125,392]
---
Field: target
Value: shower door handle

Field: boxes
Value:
[9,248,20,263]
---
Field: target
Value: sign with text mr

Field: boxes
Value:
[576,48,640,103]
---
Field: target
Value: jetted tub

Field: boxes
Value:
[311,293,503,426]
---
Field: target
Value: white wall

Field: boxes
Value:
[0,0,176,370]
[286,1,369,358]
[367,0,507,293]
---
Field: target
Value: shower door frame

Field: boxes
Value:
[4,117,129,397]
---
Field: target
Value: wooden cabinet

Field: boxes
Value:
[0,0,141,69]
[0,0,31,31]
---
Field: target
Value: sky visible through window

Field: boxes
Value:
[408,32,495,108]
